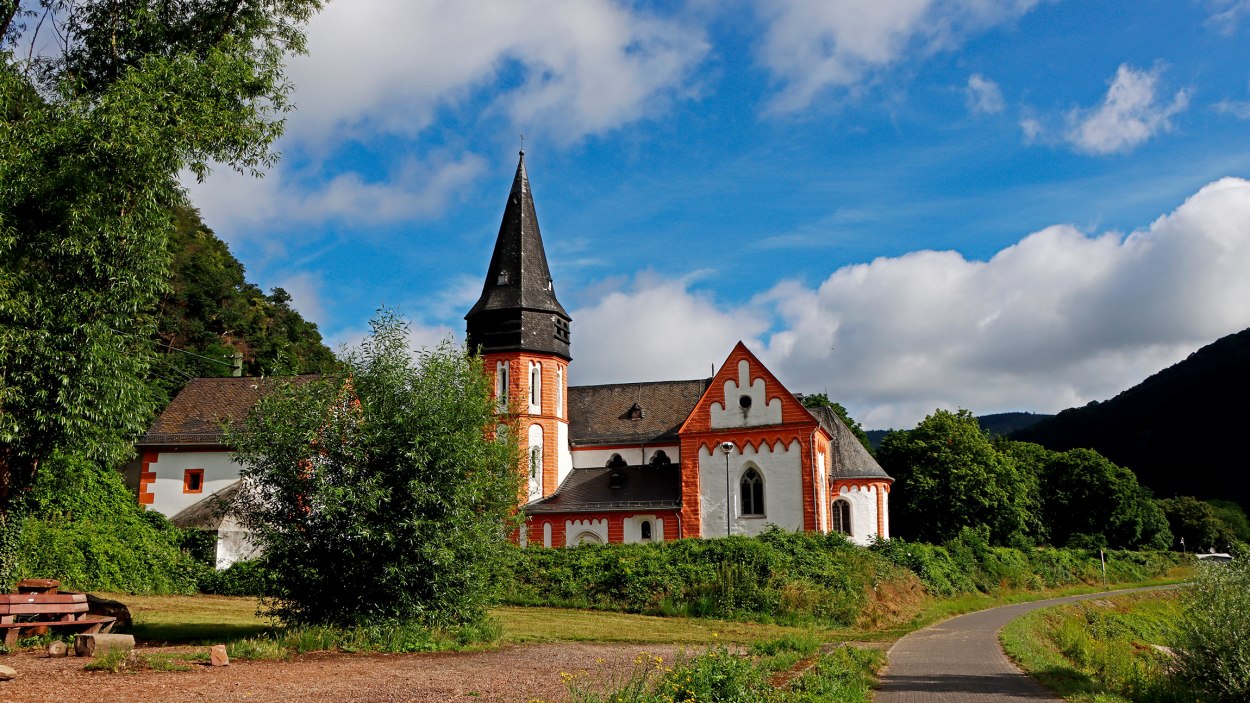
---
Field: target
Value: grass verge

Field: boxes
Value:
[1000,590,1194,702]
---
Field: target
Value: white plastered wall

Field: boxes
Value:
[815,451,828,533]
[698,439,803,538]
[709,360,783,429]
[565,518,608,546]
[556,423,573,486]
[216,513,261,570]
[622,515,665,544]
[571,445,679,469]
[833,483,880,546]
[147,451,242,518]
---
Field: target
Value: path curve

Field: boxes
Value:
[874,585,1182,703]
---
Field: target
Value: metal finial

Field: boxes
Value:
[519,132,526,155]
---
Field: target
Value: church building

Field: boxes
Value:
[466,152,892,547]
[133,152,891,564]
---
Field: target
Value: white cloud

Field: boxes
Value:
[326,319,460,361]
[286,0,708,146]
[1019,116,1043,142]
[274,272,326,325]
[966,74,1005,114]
[569,271,769,386]
[1065,64,1189,155]
[1205,0,1250,34]
[568,178,1250,429]
[755,0,1040,112]
[186,151,488,235]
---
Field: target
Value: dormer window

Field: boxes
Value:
[627,402,644,420]
[497,270,510,285]
[608,471,624,489]
[554,317,570,344]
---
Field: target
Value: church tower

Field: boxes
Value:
[466,151,573,503]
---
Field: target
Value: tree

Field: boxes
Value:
[1032,447,1170,550]
[877,409,1038,545]
[1159,496,1236,553]
[0,0,323,585]
[227,312,522,627]
[800,392,872,453]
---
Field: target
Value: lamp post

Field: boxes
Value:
[720,441,734,537]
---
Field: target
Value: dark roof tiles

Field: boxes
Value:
[524,465,681,514]
[567,378,711,445]
[138,375,315,447]
[808,406,893,481]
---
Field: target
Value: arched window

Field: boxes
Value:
[495,361,509,410]
[832,499,852,536]
[529,362,542,411]
[555,366,564,417]
[649,450,671,467]
[606,453,628,468]
[740,467,764,516]
[575,531,603,545]
[640,520,653,541]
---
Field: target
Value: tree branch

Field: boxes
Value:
[1,0,21,43]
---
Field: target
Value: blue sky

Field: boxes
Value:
[188,0,1250,428]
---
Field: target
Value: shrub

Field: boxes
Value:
[1175,559,1250,701]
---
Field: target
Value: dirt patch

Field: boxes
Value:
[856,573,927,630]
[0,642,687,703]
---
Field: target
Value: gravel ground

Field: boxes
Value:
[0,642,685,703]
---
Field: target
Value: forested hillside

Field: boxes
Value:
[148,207,337,405]
[866,411,1050,449]
[1013,327,1250,510]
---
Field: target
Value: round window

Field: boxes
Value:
[739,395,752,409]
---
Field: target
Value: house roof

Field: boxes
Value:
[169,481,242,530]
[807,406,893,481]
[524,465,681,514]
[137,375,316,447]
[567,378,711,446]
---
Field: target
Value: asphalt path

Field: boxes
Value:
[874,585,1182,703]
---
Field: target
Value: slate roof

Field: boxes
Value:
[137,376,316,447]
[169,481,242,530]
[567,378,711,446]
[465,151,571,359]
[807,406,893,481]
[524,465,681,514]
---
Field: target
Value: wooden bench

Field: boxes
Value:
[0,580,116,648]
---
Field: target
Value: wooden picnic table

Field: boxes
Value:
[0,579,116,647]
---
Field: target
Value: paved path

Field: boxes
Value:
[874,585,1181,703]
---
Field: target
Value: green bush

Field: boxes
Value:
[1175,559,1250,701]
[199,558,273,596]
[17,452,207,593]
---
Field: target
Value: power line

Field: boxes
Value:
[111,328,236,369]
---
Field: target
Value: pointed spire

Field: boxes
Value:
[465,152,572,360]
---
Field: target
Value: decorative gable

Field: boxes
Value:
[679,342,814,436]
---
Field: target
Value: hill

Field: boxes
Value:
[1013,327,1250,509]
[866,411,1050,449]
[148,207,337,405]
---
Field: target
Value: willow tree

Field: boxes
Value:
[0,0,323,585]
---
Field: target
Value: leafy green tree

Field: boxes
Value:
[1034,447,1170,550]
[150,205,336,404]
[1206,499,1250,544]
[800,392,872,453]
[1159,496,1236,553]
[228,312,522,627]
[0,0,322,585]
[877,409,1038,545]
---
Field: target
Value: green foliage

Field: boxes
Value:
[1206,500,1250,543]
[799,393,872,453]
[149,206,336,405]
[877,409,1038,545]
[1175,559,1250,701]
[199,557,273,596]
[0,0,323,586]
[1000,592,1193,703]
[228,311,522,628]
[504,527,911,627]
[17,452,205,593]
[226,619,501,660]
[1159,496,1236,554]
[1007,443,1172,550]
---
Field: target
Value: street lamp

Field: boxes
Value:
[720,441,734,537]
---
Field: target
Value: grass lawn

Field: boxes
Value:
[101,570,1190,648]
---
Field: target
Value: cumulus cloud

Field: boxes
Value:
[1065,64,1189,155]
[966,74,1005,114]
[755,0,1039,112]
[286,0,708,146]
[569,178,1250,429]
[187,152,487,235]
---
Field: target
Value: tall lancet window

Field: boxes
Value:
[496,361,509,412]
[740,467,764,516]
[555,365,564,418]
[529,362,542,414]
[832,499,852,536]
